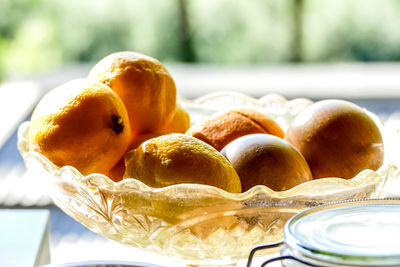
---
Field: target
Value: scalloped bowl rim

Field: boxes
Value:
[17,92,398,200]
[17,92,400,263]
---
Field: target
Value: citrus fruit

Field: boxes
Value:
[29,78,131,176]
[286,99,384,179]
[107,157,125,182]
[88,51,177,134]
[186,108,284,151]
[161,103,190,134]
[107,132,166,182]
[129,132,165,150]
[124,134,242,193]
[221,134,312,191]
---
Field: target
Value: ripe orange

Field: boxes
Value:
[286,99,384,179]
[108,132,166,182]
[107,157,125,182]
[29,78,131,176]
[221,134,312,191]
[88,51,177,134]
[124,134,242,193]
[161,103,190,134]
[186,108,284,151]
[129,132,165,150]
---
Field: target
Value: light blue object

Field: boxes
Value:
[283,199,400,266]
[289,205,400,257]
[0,209,50,267]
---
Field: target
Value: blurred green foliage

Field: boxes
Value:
[1,0,400,81]
[303,0,400,62]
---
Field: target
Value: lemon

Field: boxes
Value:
[124,134,241,193]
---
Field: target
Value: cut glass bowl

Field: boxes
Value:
[18,92,400,266]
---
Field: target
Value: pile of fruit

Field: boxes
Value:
[29,51,384,194]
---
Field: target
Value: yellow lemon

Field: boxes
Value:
[124,134,241,193]
[161,103,191,134]
[29,78,131,176]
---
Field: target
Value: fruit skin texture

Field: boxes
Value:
[285,99,384,179]
[88,51,177,134]
[161,103,190,134]
[110,102,191,182]
[221,134,312,192]
[186,108,284,151]
[107,157,125,182]
[107,132,166,182]
[124,134,242,193]
[129,132,165,150]
[29,78,131,176]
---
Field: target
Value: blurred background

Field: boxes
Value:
[1,0,400,97]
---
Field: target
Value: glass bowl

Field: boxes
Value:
[18,92,400,266]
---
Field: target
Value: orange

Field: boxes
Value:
[161,103,190,134]
[129,132,165,150]
[107,157,125,182]
[286,99,384,179]
[88,51,177,134]
[107,132,166,182]
[29,78,131,176]
[186,108,284,151]
[124,134,242,193]
[126,104,189,150]
[221,134,312,192]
